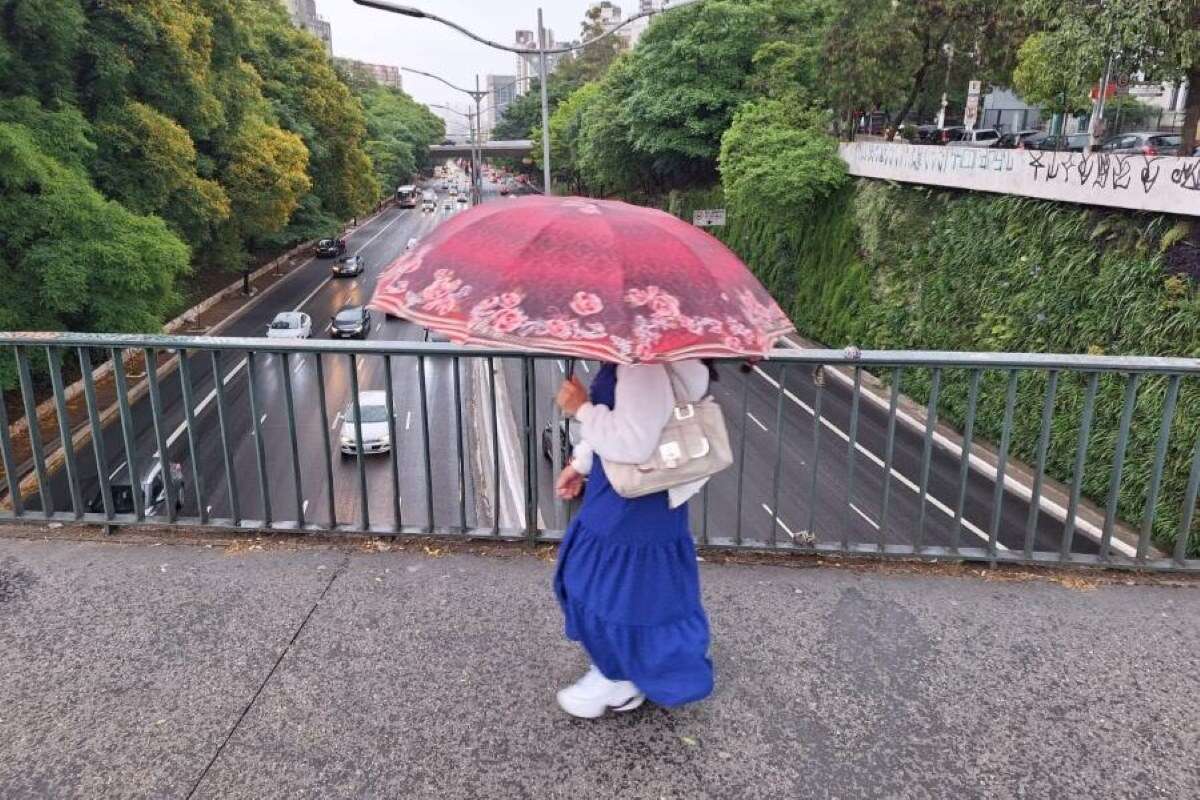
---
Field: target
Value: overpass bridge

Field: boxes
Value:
[430,140,533,160]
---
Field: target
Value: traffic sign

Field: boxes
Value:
[693,209,726,227]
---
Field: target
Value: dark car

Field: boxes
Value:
[315,237,347,258]
[1097,132,1182,156]
[1026,133,1089,152]
[997,129,1043,149]
[332,255,364,277]
[87,457,185,517]
[938,126,966,144]
[330,305,371,339]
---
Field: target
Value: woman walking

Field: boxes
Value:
[552,360,715,718]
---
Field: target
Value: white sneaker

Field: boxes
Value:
[556,666,645,719]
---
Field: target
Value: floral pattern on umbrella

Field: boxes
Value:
[370,196,793,364]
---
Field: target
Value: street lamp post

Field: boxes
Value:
[353,0,709,196]
[401,66,486,203]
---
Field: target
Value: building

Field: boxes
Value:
[281,0,332,52]
[624,0,671,47]
[337,59,403,90]
[483,75,519,139]
[514,28,571,97]
[590,1,623,30]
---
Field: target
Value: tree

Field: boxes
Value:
[577,56,657,197]
[1012,30,1097,126]
[1023,0,1200,151]
[532,82,601,193]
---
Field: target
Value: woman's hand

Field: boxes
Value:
[555,376,588,417]
[555,465,585,499]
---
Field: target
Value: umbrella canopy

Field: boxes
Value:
[369,196,794,364]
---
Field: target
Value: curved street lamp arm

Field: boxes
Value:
[401,66,484,99]
[354,0,707,56]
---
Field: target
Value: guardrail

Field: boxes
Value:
[1,332,1197,572]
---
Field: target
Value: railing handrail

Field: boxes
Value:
[2,331,1199,374]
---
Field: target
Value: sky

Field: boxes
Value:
[314,0,592,129]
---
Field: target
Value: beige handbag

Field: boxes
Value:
[602,366,733,499]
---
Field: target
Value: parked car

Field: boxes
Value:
[330,305,371,339]
[1097,132,1182,156]
[541,420,574,464]
[266,311,311,339]
[997,129,1043,149]
[332,255,364,277]
[340,391,392,456]
[955,128,1002,148]
[315,237,346,258]
[1025,133,1089,152]
[87,457,184,517]
[938,126,966,144]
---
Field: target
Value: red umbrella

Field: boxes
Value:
[369,196,793,364]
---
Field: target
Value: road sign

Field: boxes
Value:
[693,209,726,227]
[963,80,982,129]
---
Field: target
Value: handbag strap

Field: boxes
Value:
[663,364,692,408]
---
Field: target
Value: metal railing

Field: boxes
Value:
[1,332,1198,572]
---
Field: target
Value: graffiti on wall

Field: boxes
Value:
[841,142,1200,216]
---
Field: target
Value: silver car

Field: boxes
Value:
[1097,132,1182,156]
[87,457,185,516]
[340,391,393,456]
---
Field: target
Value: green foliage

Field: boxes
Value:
[532,82,602,193]
[0,121,190,386]
[719,99,846,225]
[1012,30,1097,116]
[355,81,444,195]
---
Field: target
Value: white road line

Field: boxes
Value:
[260,413,268,425]
[557,361,565,374]
[206,504,213,516]
[761,504,796,540]
[752,366,1008,551]
[849,502,881,530]
[332,411,343,431]
[404,411,412,431]
[746,412,768,432]
[581,362,591,373]
[302,499,309,515]
[293,358,305,373]
[375,322,382,332]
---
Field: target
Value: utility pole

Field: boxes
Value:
[537,8,552,196]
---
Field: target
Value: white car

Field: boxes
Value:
[957,128,1001,148]
[267,312,312,339]
[340,391,393,456]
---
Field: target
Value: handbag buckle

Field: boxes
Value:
[674,403,696,421]
[659,441,683,468]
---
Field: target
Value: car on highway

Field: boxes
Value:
[499,184,510,196]
[315,237,346,258]
[443,198,454,210]
[1097,132,1183,156]
[422,191,437,213]
[332,255,365,277]
[541,420,575,464]
[456,193,469,204]
[330,305,371,339]
[448,185,458,197]
[266,311,312,339]
[340,391,392,456]
[87,457,185,517]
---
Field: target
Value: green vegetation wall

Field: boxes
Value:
[670,180,1200,556]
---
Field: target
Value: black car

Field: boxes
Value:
[87,457,185,517]
[997,129,1042,149]
[330,305,371,339]
[1026,133,1089,152]
[315,237,347,258]
[332,255,364,276]
[541,420,574,464]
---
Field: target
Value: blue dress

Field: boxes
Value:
[554,363,714,707]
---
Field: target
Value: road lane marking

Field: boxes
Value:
[206,505,213,515]
[849,502,881,530]
[404,411,412,431]
[746,412,768,432]
[302,499,309,515]
[332,411,343,431]
[581,362,590,373]
[752,366,1007,551]
[760,503,816,544]
[164,357,250,448]
[293,358,305,373]
[557,361,565,374]
[375,322,382,332]
[260,413,268,425]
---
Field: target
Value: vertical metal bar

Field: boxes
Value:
[246,351,272,526]
[769,365,788,548]
[806,369,824,546]
[843,367,862,551]
[521,358,536,542]
[1175,433,1200,565]
[952,369,982,552]
[313,354,336,530]
[110,349,143,521]
[700,481,710,546]
[551,361,566,531]
[987,369,1020,557]
[418,355,435,533]
[878,368,903,551]
[348,353,369,531]
[914,368,942,551]
[177,352,208,525]
[16,348,54,516]
[278,352,305,529]
[1137,375,1179,561]
[453,356,468,532]
[1061,372,1100,558]
[0,365,25,516]
[46,347,83,518]
[1100,372,1141,561]
[143,348,178,522]
[489,357,500,535]
[384,356,403,531]
[209,351,240,525]
[734,368,750,546]
[1023,370,1059,559]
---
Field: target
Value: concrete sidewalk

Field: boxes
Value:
[0,532,1197,799]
